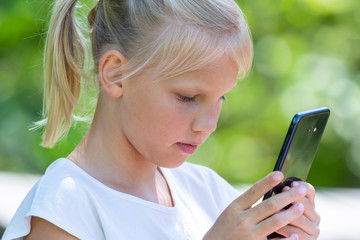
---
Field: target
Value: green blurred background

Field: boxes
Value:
[0,0,359,188]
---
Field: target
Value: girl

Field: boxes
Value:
[2,0,320,239]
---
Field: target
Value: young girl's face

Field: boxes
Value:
[117,54,239,168]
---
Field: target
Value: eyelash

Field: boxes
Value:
[221,96,229,102]
[179,95,196,102]
[178,95,228,102]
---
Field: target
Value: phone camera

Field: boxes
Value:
[307,127,317,134]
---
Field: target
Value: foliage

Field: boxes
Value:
[0,0,359,187]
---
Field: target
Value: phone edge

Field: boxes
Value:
[263,107,330,200]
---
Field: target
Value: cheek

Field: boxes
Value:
[153,100,190,133]
[151,100,196,144]
[120,86,193,143]
[130,96,177,134]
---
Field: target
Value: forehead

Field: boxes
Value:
[162,54,239,91]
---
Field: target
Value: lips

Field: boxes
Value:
[177,142,198,154]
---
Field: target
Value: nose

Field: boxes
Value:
[191,105,221,134]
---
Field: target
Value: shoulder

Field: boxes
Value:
[27,159,93,211]
[2,158,103,240]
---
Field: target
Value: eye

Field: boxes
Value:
[178,95,196,102]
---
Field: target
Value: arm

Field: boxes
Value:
[203,171,319,240]
[24,217,79,240]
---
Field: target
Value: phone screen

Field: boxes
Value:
[264,108,330,200]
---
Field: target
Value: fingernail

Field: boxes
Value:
[296,185,306,194]
[273,172,283,181]
[290,233,299,240]
[294,203,304,212]
[292,181,299,187]
[283,186,291,192]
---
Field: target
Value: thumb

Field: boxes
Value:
[233,171,284,210]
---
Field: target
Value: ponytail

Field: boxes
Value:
[36,0,87,148]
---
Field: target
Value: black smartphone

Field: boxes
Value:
[263,107,330,200]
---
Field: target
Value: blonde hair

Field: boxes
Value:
[37,0,253,148]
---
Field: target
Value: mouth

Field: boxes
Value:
[177,142,199,155]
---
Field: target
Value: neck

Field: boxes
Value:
[68,98,173,207]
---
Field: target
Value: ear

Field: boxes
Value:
[98,50,128,98]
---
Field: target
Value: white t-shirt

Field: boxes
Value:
[2,158,239,240]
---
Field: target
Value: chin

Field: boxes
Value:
[157,157,188,169]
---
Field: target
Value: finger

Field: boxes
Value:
[293,196,321,224]
[291,181,316,205]
[284,182,319,223]
[277,222,320,240]
[282,234,299,240]
[271,234,299,240]
[234,171,284,210]
[288,214,320,237]
[280,183,319,224]
[255,202,304,236]
[252,184,307,222]
[283,186,291,192]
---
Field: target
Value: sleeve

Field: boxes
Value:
[2,175,104,240]
[2,182,38,240]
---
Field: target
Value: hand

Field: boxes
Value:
[203,171,307,240]
[276,181,320,239]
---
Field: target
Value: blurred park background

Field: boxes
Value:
[1,0,359,187]
[0,0,360,237]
